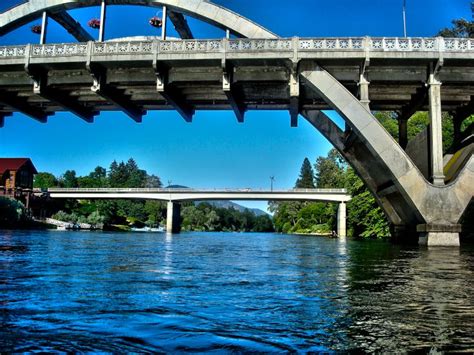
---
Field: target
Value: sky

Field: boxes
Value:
[0,0,471,211]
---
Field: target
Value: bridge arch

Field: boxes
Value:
[300,63,474,245]
[0,0,277,39]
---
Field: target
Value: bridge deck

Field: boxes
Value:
[39,188,351,202]
[1,37,473,122]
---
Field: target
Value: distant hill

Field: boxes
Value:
[199,200,269,217]
[165,185,269,216]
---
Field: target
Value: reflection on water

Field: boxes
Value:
[0,231,473,352]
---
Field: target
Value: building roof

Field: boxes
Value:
[0,158,38,175]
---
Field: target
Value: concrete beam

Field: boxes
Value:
[156,71,194,122]
[377,183,398,198]
[398,86,428,122]
[289,65,299,127]
[223,68,245,123]
[0,112,12,127]
[343,129,358,151]
[399,117,408,149]
[49,10,94,42]
[0,90,49,123]
[88,64,145,122]
[29,69,95,122]
[453,96,474,122]
[289,96,299,127]
[168,11,193,39]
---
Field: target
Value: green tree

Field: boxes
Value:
[60,170,78,188]
[315,149,346,188]
[34,172,58,189]
[145,174,162,188]
[295,157,315,188]
[438,18,474,38]
[0,197,28,227]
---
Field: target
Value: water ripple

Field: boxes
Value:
[0,231,473,352]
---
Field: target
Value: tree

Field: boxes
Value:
[315,149,346,188]
[34,172,58,189]
[60,170,78,188]
[438,18,474,38]
[295,157,315,188]
[145,174,162,188]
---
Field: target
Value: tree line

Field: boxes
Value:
[33,158,273,231]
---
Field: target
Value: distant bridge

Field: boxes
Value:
[38,187,351,234]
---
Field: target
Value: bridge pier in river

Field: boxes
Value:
[337,202,347,237]
[166,201,181,234]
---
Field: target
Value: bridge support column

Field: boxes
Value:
[337,202,347,237]
[428,71,445,185]
[166,201,181,234]
[358,74,370,111]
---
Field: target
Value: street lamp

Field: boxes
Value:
[270,176,275,191]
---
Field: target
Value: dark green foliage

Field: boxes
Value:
[0,197,28,227]
[315,149,346,188]
[438,18,474,38]
[34,172,58,189]
[344,169,389,239]
[182,202,274,232]
[60,170,78,188]
[374,112,399,140]
[295,158,315,188]
[77,166,108,188]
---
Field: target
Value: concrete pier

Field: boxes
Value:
[337,202,347,237]
[166,201,181,234]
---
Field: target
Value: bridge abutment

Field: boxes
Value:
[166,201,181,234]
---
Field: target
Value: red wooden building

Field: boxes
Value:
[0,158,38,196]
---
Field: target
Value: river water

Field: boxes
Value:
[0,231,473,352]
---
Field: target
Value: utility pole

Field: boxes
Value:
[270,176,275,191]
[402,0,407,38]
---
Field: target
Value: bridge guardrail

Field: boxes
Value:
[1,37,473,60]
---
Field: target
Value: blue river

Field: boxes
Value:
[1,230,473,352]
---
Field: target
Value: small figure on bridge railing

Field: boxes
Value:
[149,16,163,28]
[31,25,42,34]
[88,18,101,29]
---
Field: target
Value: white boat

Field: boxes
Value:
[130,226,165,233]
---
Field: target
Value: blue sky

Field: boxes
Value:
[0,0,471,211]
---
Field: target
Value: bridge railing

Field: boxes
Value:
[40,187,348,194]
[1,37,473,59]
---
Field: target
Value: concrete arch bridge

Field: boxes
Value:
[1,0,473,245]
